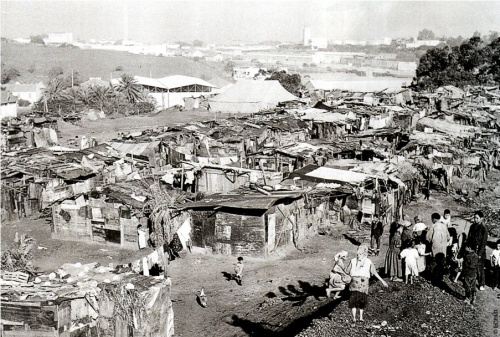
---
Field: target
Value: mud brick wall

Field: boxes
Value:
[213,213,265,257]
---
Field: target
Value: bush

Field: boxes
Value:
[17,99,31,107]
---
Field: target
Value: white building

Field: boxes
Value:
[5,82,45,105]
[309,37,328,49]
[405,40,441,48]
[303,27,312,46]
[12,38,31,44]
[1,91,18,119]
[111,75,218,110]
[232,67,264,80]
[44,32,73,45]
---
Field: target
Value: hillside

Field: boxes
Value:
[1,42,227,84]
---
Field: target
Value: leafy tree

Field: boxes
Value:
[39,79,66,103]
[446,35,464,48]
[224,61,235,74]
[17,99,31,107]
[91,85,113,110]
[193,40,204,47]
[266,70,302,95]
[112,74,142,103]
[30,35,45,45]
[1,68,20,84]
[418,29,436,40]
[48,66,64,78]
[413,35,499,90]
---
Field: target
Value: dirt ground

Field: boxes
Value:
[56,110,235,146]
[2,113,500,336]
[2,191,499,336]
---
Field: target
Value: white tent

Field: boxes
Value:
[209,80,298,113]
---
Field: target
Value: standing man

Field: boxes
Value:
[466,210,489,291]
[369,214,383,256]
[426,213,450,284]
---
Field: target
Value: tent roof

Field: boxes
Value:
[207,76,235,88]
[208,80,298,113]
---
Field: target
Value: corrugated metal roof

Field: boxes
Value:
[180,192,302,210]
[110,75,217,90]
[157,75,217,89]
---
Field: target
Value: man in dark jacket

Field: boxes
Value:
[465,210,489,291]
[370,214,384,256]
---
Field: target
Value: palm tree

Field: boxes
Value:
[113,74,142,103]
[144,179,187,247]
[38,78,65,113]
[90,85,113,111]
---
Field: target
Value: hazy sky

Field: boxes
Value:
[1,1,500,44]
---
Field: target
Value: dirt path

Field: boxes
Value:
[168,234,368,337]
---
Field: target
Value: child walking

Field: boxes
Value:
[400,240,420,284]
[415,236,429,276]
[490,239,500,290]
[234,256,244,286]
[463,246,479,305]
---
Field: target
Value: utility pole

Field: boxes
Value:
[71,69,74,87]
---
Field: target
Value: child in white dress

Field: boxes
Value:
[415,237,429,275]
[400,240,420,284]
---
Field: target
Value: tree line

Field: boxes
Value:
[413,35,500,91]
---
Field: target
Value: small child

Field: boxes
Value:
[490,239,500,290]
[234,256,244,286]
[443,209,452,227]
[400,240,420,284]
[463,245,479,305]
[415,236,430,275]
[137,225,146,250]
[449,229,464,283]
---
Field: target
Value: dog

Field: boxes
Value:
[198,288,207,308]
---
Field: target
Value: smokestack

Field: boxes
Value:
[123,1,129,42]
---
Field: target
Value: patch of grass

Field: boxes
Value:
[1,42,225,83]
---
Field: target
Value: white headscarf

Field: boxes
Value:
[334,250,348,262]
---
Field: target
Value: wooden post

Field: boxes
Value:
[181,167,185,191]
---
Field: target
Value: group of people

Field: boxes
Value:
[382,209,496,304]
[326,209,499,321]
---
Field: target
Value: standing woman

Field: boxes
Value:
[385,222,404,281]
[346,244,388,323]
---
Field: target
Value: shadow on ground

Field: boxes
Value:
[228,280,345,336]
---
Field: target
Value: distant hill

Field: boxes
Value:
[1,42,226,84]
